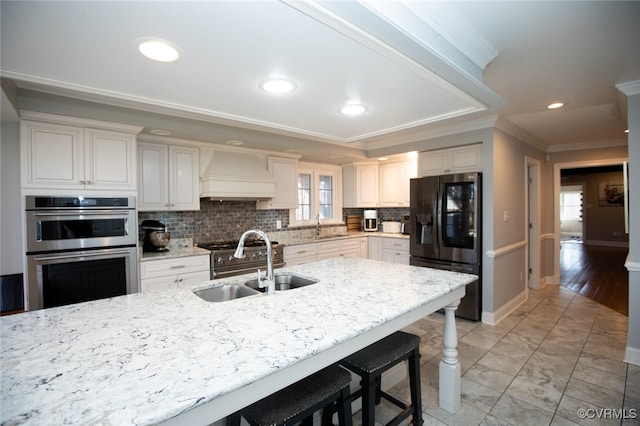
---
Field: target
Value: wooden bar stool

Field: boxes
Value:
[340,331,423,426]
[227,364,352,426]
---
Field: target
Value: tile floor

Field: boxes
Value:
[371,285,639,426]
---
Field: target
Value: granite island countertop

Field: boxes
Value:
[0,257,476,425]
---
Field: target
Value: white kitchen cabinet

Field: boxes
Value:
[284,243,318,266]
[343,162,379,207]
[21,117,138,191]
[285,238,363,265]
[359,237,368,258]
[368,236,383,261]
[317,238,362,261]
[139,254,210,293]
[256,157,299,210]
[382,238,410,265]
[138,142,200,211]
[418,144,482,177]
[379,159,417,207]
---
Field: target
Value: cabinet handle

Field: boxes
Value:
[86,181,92,185]
[170,265,186,269]
[297,250,307,254]
[170,203,175,207]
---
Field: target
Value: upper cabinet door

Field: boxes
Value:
[169,145,200,211]
[21,116,139,192]
[138,142,169,211]
[379,159,416,207]
[343,162,379,208]
[21,121,84,189]
[138,142,200,211]
[418,144,482,177]
[256,157,299,210]
[84,128,136,191]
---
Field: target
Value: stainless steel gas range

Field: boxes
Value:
[198,239,285,279]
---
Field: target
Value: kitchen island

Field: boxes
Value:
[0,257,475,425]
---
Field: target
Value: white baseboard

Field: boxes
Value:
[625,346,640,366]
[481,289,528,325]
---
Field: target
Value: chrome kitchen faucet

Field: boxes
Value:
[234,230,275,295]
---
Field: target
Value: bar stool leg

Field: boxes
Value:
[226,413,241,426]
[361,373,377,426]
[408,349,423,425]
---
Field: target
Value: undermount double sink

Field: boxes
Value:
[193,273,319,302]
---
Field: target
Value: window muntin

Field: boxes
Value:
[290,164,342,226]
[561,191,583,221]
[318,174,333,219]
[297,172,311,221]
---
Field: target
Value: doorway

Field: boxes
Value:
[526,157,541,289]
[560,184,584,243]
[553,158,629,314]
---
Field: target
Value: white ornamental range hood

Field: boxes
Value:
[200,148,276,200]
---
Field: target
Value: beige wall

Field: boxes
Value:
[483,129,549,320]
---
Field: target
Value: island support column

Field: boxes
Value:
[439,300,461,413]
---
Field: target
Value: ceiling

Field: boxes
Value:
[1,1,638,164]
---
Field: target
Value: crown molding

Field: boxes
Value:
[494,117,548,152]
[616,80,640,96]
[546,138,628,153]
[365,115,498,151]
[399,1,497,71]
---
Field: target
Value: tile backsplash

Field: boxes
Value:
[138,199,408,245]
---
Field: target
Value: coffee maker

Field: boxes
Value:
[364,210,378,232]
[141,220,171,252]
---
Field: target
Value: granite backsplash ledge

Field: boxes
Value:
[138,199,408,244]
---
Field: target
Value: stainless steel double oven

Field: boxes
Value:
[25,196,138,311]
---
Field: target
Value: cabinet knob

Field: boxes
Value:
[85,181,91,185]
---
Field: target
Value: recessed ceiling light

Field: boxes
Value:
[260,79,297,94]
[547,102,564,109]
[137,39,180,62]
[377,157,388,161]
[406,151,418,159]
[226,140,245,146]
[149,129,172,136]
[340,104,367,116]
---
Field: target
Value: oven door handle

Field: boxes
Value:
[33,249,134,261]
[31,211,131,217]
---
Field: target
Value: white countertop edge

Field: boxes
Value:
[159,286,465,426]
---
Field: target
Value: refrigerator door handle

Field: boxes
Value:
[435,185,444,255]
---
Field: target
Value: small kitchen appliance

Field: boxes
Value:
[141,220,171,252]
[363,210,378,232]
[401,215,410,234]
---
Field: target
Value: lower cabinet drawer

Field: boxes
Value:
[140,255,210,280]
[382,238,409,251]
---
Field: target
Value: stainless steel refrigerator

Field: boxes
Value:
[409,172,482,320]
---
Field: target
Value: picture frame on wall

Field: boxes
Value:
[598,181,625,206]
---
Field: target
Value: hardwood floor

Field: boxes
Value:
[559,241,629,315]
